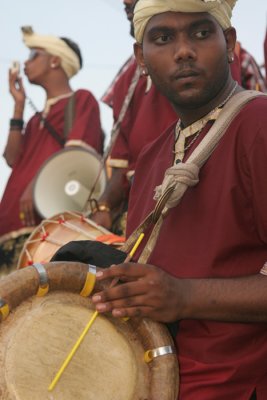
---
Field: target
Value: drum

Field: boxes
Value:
[0,228,34,278]
[0,262,179,399]
[17,211,125,269]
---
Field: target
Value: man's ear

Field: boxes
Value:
[134,42,146,70]
[224,27,237,63]
[50,55,61,69]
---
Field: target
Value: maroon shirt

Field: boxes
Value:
[264,28,267,85]
[127,96,267,399]
[0,89,103,236]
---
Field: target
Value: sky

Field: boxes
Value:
[0,0,266,199]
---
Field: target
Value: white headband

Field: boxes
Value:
[22,26,80,78]
[134,0,237,43]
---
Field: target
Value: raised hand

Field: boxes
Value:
[19,180,37,227]
[9,68,26,107]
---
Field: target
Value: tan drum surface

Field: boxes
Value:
[17,211,125,269]
[0,262,179,400]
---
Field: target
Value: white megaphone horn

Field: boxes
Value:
[33,146,107,219]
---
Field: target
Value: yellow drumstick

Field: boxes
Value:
[48,232,145,392]
[48,310,99,391]
[127,233,145,261]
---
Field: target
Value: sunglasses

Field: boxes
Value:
[28,49,48,61]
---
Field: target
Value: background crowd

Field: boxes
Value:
[0,0,266,198]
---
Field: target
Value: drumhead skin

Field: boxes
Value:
[0,262,179,400]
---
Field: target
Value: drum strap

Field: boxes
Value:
[36,93,76,147]
[104,66,141,161]
[63,92,76,141]
[37,113,65,147]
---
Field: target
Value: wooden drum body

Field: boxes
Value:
[0,262,179,400]
[17,211,125,269]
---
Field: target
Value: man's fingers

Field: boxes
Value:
[95,296,154,319]
[112,306,154,319]
[96,263,150,281]
[94,293,147,312]
[93,280,147,304]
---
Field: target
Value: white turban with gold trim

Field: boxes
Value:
[21,26,81,78]
[134,0,237,43]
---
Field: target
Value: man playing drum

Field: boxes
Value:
[92,0,265,237]
[92,1,267,399]
[0,27,104,272]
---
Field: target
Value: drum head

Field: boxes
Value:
[0,262,179,400]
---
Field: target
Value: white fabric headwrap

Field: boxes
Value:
[22,26,80,78]
[134,0,237,43]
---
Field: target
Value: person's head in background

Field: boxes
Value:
[22,26,82,90]
[123,0,136,37]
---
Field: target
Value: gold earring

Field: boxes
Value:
[145,76,152,93]
[228,54,234,64]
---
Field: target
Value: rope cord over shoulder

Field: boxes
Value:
[104,65,141,163]
[83,66,141,208]
[27,94,76,147]
[122,90,266,264]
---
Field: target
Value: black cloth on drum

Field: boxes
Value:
[50,240,126,268]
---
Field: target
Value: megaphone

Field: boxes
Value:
[33,146,107,218]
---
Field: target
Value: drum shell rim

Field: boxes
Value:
[0,261,179,399]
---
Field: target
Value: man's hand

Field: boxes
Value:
[92,263,185,323]
[9,68,26,107]
[89,167,127,229]
[91,210,112,229]
[19,181,36,227]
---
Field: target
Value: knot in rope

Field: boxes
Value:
[153,162,200,210]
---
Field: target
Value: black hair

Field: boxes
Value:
[60,37,83,68]
[133,0,139,11]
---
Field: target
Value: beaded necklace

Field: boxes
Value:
[173,81,238,163]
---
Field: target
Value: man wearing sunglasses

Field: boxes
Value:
[0,27,104,270]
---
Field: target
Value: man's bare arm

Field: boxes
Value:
[92,263,267,324]
[90,167,127,229]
